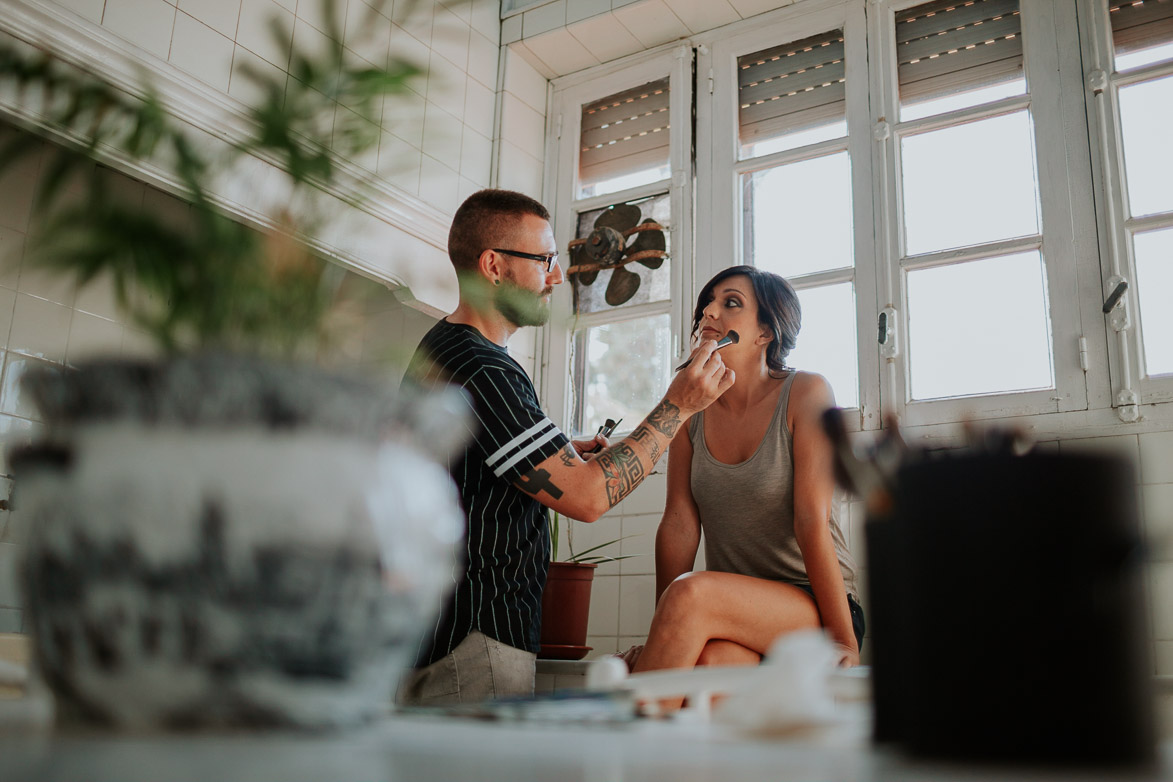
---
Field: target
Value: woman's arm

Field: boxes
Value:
[654,424,702,604]
[789,372,859,665]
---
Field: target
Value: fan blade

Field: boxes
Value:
[627,219,666,269]
[568,243,600,285]
[594,204,641,233]
[605,267,641,306]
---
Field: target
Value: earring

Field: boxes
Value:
[494,279,501,286]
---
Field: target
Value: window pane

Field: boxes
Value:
[745,151,853,278]
[1111,0,1173,71]
[901,110,1040,255]
[572,314,672,436]
[1118,74,1173,218]
[579,78,671,199]
[907,251,1053,400]
[1134,227,1173,377]
[737,29,846,160]
[897,0,1024,121]
[788,283,859,409]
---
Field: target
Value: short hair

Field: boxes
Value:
[691,265,801,375]
[448,189,551,272]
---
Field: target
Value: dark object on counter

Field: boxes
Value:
[867,451,1155,765]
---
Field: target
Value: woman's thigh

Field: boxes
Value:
[657,571,821,655]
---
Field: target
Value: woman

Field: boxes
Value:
[628,266,863,684]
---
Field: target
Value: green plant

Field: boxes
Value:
[549,510,637,565]
[0,0,422,356]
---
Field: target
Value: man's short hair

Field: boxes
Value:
[448,189,551,272]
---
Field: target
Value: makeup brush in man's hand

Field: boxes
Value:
[674,330,739,372]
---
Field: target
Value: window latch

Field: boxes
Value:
[878,307,899,358]
[1103,276,1130,332]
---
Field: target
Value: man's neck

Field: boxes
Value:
[447,300,517,347]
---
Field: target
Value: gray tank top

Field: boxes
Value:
[688,371,857,597]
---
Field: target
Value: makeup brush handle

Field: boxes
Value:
[674,335,736,372]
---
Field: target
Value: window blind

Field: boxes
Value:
[737,29,846,145]
[897,0,1023,105]
[579,78,670,189]
[1110,0,1173,56]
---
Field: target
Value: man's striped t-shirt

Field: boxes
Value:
[406,320,570,667]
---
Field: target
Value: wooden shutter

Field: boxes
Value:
[1110,0,1173,56]
[579,78,670,189]
[738,29,846,145]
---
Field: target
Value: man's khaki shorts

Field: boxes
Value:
[398,630,536,706]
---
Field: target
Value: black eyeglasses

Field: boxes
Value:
[493,248,560,274]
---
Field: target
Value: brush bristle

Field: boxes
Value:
[726,330,740,344]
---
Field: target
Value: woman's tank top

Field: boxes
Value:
[688,371,858,597]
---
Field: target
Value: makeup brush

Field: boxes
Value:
[674,331,739,372]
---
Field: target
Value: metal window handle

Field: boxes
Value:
[1102,279,1128,313]
[878,307,899,359]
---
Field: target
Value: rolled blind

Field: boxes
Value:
[897,0,1023,105]
[738,29,846,145]
[1110,0,1173,56]
[579,78,670,189]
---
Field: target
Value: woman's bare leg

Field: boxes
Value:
[696,639,761,667]
[632,571,819,674]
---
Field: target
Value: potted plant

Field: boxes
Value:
[0,0,467,730]
[539,511,634,660]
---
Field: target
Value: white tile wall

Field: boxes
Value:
[522,28,599,74]
[170,12,235,92]
[178,0,242,39]
[610,0,689,49]
[40,0,503,221]
[566,0,611,25]
[522,0,566,38]
[54,0,106,24]
[103,0,177,60]
[503,48,548,113]
[670,0,740,33]
[496,139,543,197]
[566,12,643,64]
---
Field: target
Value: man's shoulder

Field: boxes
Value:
[413,321,526,385]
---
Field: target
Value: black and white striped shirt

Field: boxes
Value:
[406,320,569,666]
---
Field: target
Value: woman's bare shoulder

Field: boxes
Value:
[788,370,835,407]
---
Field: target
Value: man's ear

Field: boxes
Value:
[478,248,503,285]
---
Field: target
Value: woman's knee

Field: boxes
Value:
[696,639,760,667]
[656,571,718,621]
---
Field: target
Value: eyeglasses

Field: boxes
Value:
[493,248,560,274]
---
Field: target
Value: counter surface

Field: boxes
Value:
[2,714,1171,782]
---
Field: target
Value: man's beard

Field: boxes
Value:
[496,277,553,327]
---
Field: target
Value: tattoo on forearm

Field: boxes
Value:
[646,400,682,439]
[558,444,577,467]
[517,467,564,499]
[596,442,647,507]
[630,426,663,465]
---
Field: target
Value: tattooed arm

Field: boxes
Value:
[514,340,735,522]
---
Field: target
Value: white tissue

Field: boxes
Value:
[712,630,840,735]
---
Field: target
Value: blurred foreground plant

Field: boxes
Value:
[0,0,422,355]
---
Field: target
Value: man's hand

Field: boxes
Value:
[664,339,736,415]
[571,434,610,460]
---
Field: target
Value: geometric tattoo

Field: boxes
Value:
[630,425,663,465]
[595,442,646,507]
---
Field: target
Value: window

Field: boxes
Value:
[545,0,1158,440]
[547,50,693,438]
[700,7,877,422]
[1089,0,1173,405]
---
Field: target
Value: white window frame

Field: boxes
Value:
[867,0,1097,428]
[1080,0,1173,416]
[542,44,694,437]
[696,0,880,432]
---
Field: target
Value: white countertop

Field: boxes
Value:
[1,714,1171,782]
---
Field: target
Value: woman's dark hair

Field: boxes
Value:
[691,265,801,375]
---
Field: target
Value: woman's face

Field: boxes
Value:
[698,274,763,345]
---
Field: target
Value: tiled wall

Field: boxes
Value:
[582,430,1173,682]
[44,0,503,216]
[0,130,440,632]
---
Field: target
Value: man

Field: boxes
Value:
[400,189,734,705]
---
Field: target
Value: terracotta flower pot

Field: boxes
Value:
[539,561,597,660]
